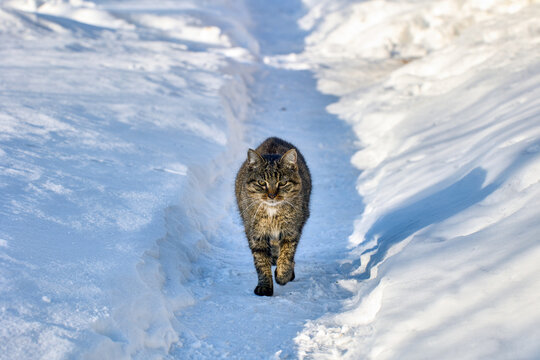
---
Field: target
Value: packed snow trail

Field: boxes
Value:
[170,0,363,358]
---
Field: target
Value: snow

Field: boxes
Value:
[1,0,540,359]
[0,0,253,358]
[285,0,540,359]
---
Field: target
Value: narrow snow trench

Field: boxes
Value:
[170,1,363,358]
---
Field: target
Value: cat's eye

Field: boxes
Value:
[278,181,288,187]
[257,180,266,187]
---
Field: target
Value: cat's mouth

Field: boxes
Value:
[263,200,281,207]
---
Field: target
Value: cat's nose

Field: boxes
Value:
[268,192,277,199]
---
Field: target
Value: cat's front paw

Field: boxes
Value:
[254,284,273,296]
[275,268,295,285]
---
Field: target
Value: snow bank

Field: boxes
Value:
[287,0,540,358]
[0,0,254,358]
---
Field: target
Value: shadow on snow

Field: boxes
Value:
[356,151,537,280]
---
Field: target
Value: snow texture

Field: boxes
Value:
[1,0,539,359]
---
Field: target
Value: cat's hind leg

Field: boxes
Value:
[250,240,274,296]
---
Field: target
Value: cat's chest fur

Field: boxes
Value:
[253,203,284,239]
[265,204,278,218]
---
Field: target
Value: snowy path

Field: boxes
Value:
[170,1,363,358]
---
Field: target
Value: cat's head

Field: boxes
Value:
[243,148,302,205]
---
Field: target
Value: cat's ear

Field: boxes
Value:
[247,149,264,167]
[280,149,297,169]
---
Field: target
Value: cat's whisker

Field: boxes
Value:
[251,202,264,225]
[281,199,297,210]
[240,200,258,218]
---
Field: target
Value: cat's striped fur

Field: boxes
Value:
[235,137,311,296]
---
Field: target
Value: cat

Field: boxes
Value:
[235,137,311,296]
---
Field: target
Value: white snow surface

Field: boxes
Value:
[1,0,539,359]
[285,0,540,359]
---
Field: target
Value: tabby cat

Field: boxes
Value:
[235,137,311,296]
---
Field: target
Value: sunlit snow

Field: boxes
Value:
[1,0,539,359]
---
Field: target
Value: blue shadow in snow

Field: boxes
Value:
[355,158,529,280]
